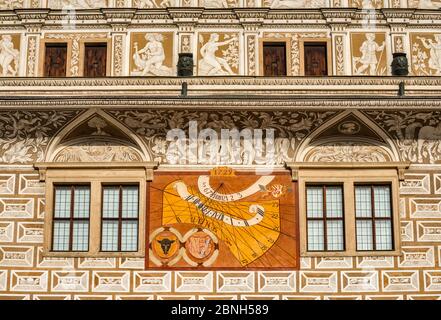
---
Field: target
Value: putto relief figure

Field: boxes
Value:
[134,0,176,7]
[131,34,173,76]
[416,35,441,75]
[266,0,326,8]
[0,0,24,9]
[48,0,107,9]
[353,33,386,76]
[349,0,383,9]
[198,33,239,76]
[200,0,239,7]
[409,0,441,9]
[0,35,19,77]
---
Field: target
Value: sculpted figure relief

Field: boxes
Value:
[48,0,107,9]
[201,0,230,7]
[109,110,337,165]
[366,111,441,164]
[198,33,238,76]
[416,35,441,75]
[0,35,19,77]
[132,34,173,76]
[134,0,176,7]
[267,0,326,8]
[353,33,386,76]
[350,0,383,8]
[410,0,441,9]
[0,0,24,9]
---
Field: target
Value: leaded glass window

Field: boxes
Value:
[306,185,345,252]
[355,185,394,251]
[52,185,90,252]
[101,185,139,252]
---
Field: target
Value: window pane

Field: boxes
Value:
[356,220,373,251]
[54,186,71,218]
[122,186,139,218]
[327,220,344,251]
[355,186,372,217]
[307,220,324,251]
[375,220,393,250]
[326,186,343,218]
[53,221,70,251]
[374,186,392,218]
[103,187,119,218]
[101,221,118,251]
[74,186,90,218]
[72,221,89,251]
[307,187,323,218]
[121,221,138,251]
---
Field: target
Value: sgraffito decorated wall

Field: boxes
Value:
[0,106,440,299]
[1,6,441,77]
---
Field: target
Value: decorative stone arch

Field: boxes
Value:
[44,108,151,163]
[294,110,401,163]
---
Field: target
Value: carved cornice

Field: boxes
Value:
[1,76,440,87]
[0,77,440,110]
[285,162,410,181]
[34,162,159,181]
[1,97,441,111]
[0,8,440,29]
[14,8,50,32]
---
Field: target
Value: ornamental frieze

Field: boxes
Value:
[0,110,82,164]
[364,111,441,164]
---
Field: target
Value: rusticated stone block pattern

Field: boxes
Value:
[0,168,440,299]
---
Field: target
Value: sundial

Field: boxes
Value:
[148,167,299,269]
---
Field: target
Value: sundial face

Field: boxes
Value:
[148,167,299,269]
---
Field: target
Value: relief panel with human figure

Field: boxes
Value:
[47,0,108,8]
[351,33,387,76]
[132,0,177,7]
[262,0,327,8]
[410,33,441,76]
[198,33,240,76]
[0,34,21,77]
[408,0,441,9]
[130,33,174,77]
[199,0,239,7]
[348,0,383,8]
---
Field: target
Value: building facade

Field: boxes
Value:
[0,0,441,300]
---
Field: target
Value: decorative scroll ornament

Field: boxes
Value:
[305,142,391,162]
[54,140,142,162]
[365,111,441,164]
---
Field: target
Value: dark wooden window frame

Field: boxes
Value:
[44,42,68,77]
[52,184,90,252]
[100,184,140,252]
[303,41,329,76]
[306,184,345,252]
[83,42,108,77]
[354,184,394,252]
[262,41,288,77]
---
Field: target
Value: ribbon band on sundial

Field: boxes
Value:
[161,176,281,266]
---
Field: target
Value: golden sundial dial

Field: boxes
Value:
[148,167,299,269]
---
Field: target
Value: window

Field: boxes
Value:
[355,185,394,251]
[52,185,90,252]
[84,43,107,77]
[101,185,139,252]
[44,43,68,77]
[295,164,404,257]
[263,42,287,76]
[303,42,328,76]
[306,185,345,252]
[38,163,153,258]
